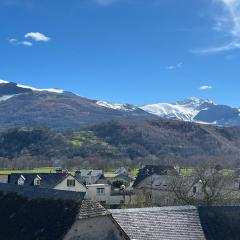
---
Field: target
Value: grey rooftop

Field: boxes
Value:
[111,205,240,240]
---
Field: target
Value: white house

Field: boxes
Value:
[8,173,87,194]
[86,183,130,207]
[54,174,87,193]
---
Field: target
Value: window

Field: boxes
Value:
[147,193,152,200]
[34,179,41,186]
[67,179,75,187]
[96,188,105,195]
[34,175,41,186]
[17,178,25,185]
[17,175,25,185]
[193,186,197,194]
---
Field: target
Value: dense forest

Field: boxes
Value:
[1,119,240,170]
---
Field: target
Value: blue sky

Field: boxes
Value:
[0,0,240,106]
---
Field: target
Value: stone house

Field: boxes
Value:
[132,165,178,206]
[0,183,129,240]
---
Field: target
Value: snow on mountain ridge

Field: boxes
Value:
[16,84,64,93]
[0,95,15,102]
[140,98,216,121]
[140,103,198,121]
[0,80,9,84]
[96,100,137,112]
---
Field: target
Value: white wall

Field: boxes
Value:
[86,184,127,206]
[86,184,111,203]
[0,175,8,183]
[54,175,87,193]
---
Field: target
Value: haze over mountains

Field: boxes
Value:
[0,80,240,129]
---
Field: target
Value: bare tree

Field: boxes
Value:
[170,166,237,206]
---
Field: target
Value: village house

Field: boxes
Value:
[0,183,129,240]
[114,167,130,176]
[98,173,133,188]
[8,173,87,194]
[0,174,8,183]
[132,165,179,206]
[111,206,240,240]
[75,169,103,184]
[86,183,132,208]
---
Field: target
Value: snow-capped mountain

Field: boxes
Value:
[0,80,156,130]
[140,97,215,121]
[1,80,240,129]
[0,79,64,96]
[96,101,137,112]
[141,97,240,126]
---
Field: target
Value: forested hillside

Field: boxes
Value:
[1,120,240,169]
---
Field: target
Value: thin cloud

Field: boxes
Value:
[24,32,50,42]
[9,32,50,47]
[194,0,240,54]
[199,85,213,90]
[167,62,183,70]
[9,38,33,47]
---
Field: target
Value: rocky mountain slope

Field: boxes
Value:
[0,81,156,130]
[1,80,240,129]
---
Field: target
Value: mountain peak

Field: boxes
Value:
[16,83,64,94]
[0,81,64,95]
[96,100,137,112]
[175,97,215,106]
[0,79,9,84]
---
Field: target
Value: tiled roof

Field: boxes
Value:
[79,199,110,219]
[8,173,68,188]
[111,206,240,240]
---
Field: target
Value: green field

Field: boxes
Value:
[0,167,56,175]
[180,168,193,176]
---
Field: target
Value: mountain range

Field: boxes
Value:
[0,80,240,129]
[0,80,156,130]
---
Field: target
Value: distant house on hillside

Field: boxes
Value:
[0,183,129,240]
[133,165,178,206]
[75,169,103,184]
[115,167,129,176]
[111,206,240,240]
[8,173,87,194]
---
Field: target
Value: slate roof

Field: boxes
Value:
[78,169,103,177]
[111,206,240,240]
[0,184,82,240]
[79,199,111,219]
[0,182,85,201]
[133,165,178,187]
[8,173,68,188]
[0,183,117,240]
